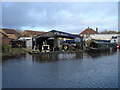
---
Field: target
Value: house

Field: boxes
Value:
[0,32,11,45]
[22,30,46,37]
[80,27,98,35]
[0,28,20,40]
[80,27,98,41]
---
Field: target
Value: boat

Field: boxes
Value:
[115,43,120,49]
[88,41,117,51]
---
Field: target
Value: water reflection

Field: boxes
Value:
[2,54,26,63]
[86,50,117,59]
[32,52,84,63]
[2,50,118,64]
[31,50,117,63]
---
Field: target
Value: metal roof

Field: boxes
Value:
[34,30,81,39]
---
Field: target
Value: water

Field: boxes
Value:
[2,50,119,88]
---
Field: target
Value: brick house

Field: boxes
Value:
[0,28,20,40]
[80,27,99,42]
[80,27,98,35]
[22,30,46,37]
[0,32,11,45]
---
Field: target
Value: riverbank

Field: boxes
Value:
[29,49,85,55]
[2,47,86,59]
[2,48,29,60]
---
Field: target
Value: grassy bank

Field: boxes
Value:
[2,48,29,60]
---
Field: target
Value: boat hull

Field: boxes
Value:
[88,47,117,52]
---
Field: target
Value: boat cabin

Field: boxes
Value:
[90,41,116,49]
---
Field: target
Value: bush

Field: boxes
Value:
[3,45,11,51]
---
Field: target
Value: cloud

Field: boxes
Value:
[2,2,118,33]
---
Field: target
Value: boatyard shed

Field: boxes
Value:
[18,37,33,48]
[33,30,83,52]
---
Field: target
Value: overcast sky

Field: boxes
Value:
[2,2,118,33]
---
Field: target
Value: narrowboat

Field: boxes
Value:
[88,41,117,51]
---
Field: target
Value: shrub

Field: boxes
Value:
[3,45,11,51]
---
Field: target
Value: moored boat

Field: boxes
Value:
[88,41,117,51]
[115,43,120,49]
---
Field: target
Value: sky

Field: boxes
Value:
[2,2,118,33]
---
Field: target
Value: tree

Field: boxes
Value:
[100,30,118,34]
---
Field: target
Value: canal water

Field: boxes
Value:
[2,50,119,88]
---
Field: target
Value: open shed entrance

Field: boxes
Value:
[33,30,83,52]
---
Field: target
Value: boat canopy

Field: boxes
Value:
[95,40,110,42]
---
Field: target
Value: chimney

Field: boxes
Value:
[96,28,98,33]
